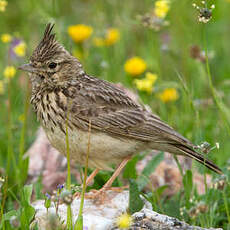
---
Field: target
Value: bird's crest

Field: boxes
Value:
[30,23,67,62]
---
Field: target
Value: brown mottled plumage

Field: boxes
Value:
[19,24,222,178]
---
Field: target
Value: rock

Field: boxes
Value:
[137,154,212,196]
[114,208,222,230]
[31,191,222,230]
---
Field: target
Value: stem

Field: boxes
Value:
[202,25,212,194]
[80,120,91,213]
[67,206,72,230]
[174,156,183,176]
[65,101,72,229]
[18,79,30,186]
[19,79,30,163]
[203,26,214,94]
[203,25,230,134]
[6,78,17,175]
[66,117,71,191]
[75,120,91,230]
[0,176,8,229]
[175,71,201,137]
[223,190,230,224]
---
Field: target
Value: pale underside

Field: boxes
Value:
[44,125,147,170]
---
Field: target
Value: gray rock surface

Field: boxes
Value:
[112,208,222,230]
[31,190,222,230]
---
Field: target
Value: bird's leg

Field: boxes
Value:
[88,156,131,201]
[102,156,131,190]
[85,168,100,186]
[73,168,100,198]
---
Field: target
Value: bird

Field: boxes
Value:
[19,23,222,196]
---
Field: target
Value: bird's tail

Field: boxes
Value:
[174,144,222,174]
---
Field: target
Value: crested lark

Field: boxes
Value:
[19,24,222,193]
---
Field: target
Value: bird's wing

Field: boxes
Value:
[66,76,222,174]
[67,75,190,146]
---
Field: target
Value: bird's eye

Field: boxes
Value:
[48,62,57,69]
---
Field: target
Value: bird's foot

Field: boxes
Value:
[73,186,128,203]
[103,185,129,192]
[86,185,129,204]
[87,188,106,204]
[73,190,103,201]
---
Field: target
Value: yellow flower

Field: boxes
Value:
[154,0,170,18]
[0,0,7,12]
[1,33,11,43]
[93,37,105,47]
[134,72,158,94]
[68,24,93,43]
[3,66,16,79]
[117,213,132,229]
[13,41,26,57]
[104,28,120,46]
[145,72,158,83]
[158,88,179,102]
[93,28,120,47]
[134,79,153,94]
[124,57,147,76]
[0,80,4,94]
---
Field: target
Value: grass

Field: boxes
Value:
[0,0,230,229]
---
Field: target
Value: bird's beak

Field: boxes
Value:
[18,63,38,73]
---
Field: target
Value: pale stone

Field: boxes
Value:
[31,190,222,230]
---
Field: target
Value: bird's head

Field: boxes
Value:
[19,23,84,91]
